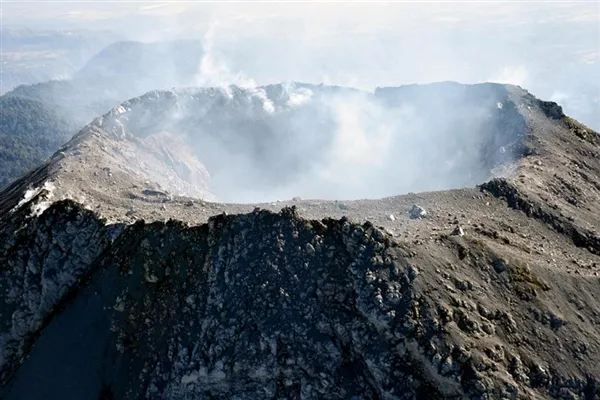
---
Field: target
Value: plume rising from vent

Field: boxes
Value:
[96,82,527,203]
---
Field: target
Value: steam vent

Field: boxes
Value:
[2,82,600,399]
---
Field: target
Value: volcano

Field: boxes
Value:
[1,82,599,399]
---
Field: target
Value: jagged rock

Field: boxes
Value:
[0,200,118,384]
[409,204,427,219]
[388,214,396,221]
[1,202,448,399]
[143,188,169,197]
[452,226,465,236]
[338,203,349,211]
[493,257,509,273]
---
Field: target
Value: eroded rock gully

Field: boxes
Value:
[480,178,600,256]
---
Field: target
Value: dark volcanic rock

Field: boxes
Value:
[0,203,441,399]
[1,198,599,399]
[0,198,122,385]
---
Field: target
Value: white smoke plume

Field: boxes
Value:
[140,77,521,204]
[491,66,529,87]
[96,15,529,204]
[2,1,597,203]
[194,20,274,113]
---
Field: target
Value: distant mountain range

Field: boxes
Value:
[0,39,205,187]
[0,28,124,93]
[3,39,204,125]
[74,39,203,83]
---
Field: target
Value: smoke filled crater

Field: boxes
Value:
[100,82,527,203]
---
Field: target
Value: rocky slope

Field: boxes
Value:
[1,82,599,399]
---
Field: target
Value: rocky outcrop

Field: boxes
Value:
[0,195,122,385]
[481,178,600,256]
[2,201,433,398]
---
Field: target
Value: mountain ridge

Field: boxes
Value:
[1,81,600,399]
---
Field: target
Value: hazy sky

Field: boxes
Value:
[2,1,600,128]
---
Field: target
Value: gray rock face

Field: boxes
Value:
[409,204,427,219]
[0,194,122,385]
[452,226,465,237]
